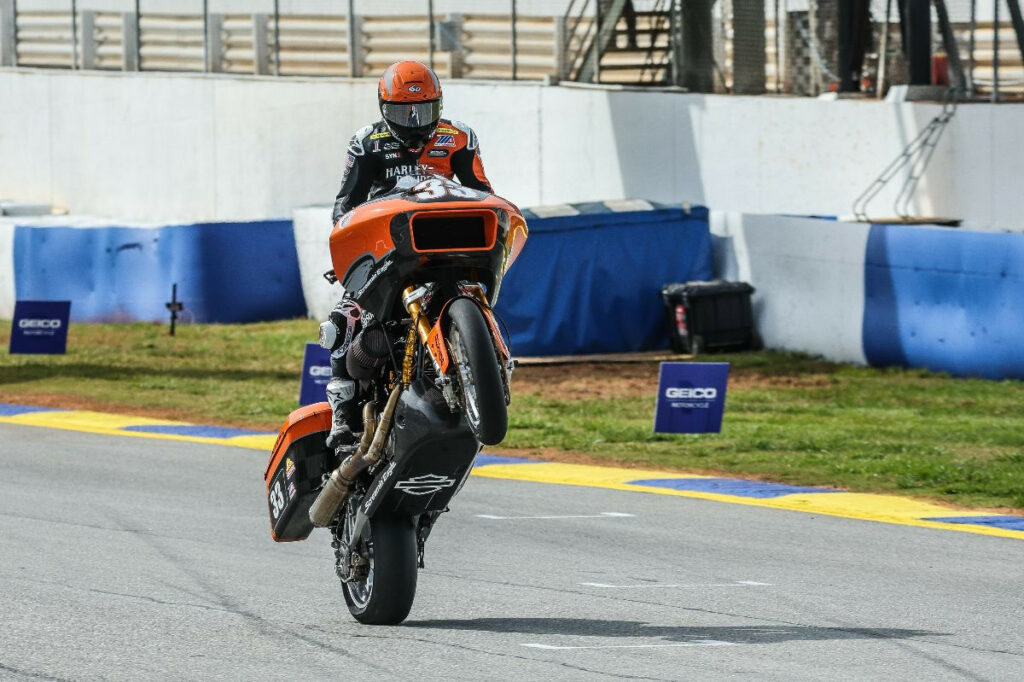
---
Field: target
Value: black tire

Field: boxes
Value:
[342,513,418,625]
[445,298,508,445]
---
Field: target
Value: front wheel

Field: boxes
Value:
[445,298,508,445]
[340,501,418,625]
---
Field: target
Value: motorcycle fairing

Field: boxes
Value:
[359,379,479,520]
[330,189,528,321]
[479,302,511,359]
[426,320,451,374]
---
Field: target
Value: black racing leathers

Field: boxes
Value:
[331,119,493,224]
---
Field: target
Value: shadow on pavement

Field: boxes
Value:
[405,618,943,645]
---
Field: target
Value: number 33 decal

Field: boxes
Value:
[412,178,477,200]
[270,480,285,519]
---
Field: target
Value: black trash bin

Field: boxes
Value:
[660,280,756,355]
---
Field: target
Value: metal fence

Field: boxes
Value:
[740,0,1024,99]
[0,1,559,78]
[1,0,1022,99]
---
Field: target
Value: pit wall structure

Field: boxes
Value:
[3,68,1024,232]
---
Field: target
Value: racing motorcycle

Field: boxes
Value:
[263,175,528,625]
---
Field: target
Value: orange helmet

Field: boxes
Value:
[377,61,443,150]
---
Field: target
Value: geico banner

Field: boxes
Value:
[654,362,730,434]
[9,300,72,355]
[299,342,333,406]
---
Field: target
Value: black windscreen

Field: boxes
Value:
[412,216,487,250]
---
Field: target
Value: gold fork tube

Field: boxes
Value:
[402,285,433,344]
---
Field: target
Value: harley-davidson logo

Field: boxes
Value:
[395,474,457,496]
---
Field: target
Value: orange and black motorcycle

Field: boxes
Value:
[264,175,527,624]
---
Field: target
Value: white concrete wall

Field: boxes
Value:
[0,222,14,319]
[3,69,1024,230]
[711,212,871,365]
[292,205,341,319]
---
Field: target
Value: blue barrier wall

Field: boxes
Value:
[496,206,713,356]
[863,223,1024,379]
[13,210,1024,378]
[14,221,305,323]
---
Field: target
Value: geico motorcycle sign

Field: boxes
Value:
[654,362,730,434]
[9,300,72,355]
[299,342,333,406]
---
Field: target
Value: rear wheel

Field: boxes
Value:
[446,298,508,445]
[340,500,417,625]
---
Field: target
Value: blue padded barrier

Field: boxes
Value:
[14,221,305,323]
[863,223,1024,379]
[495,207,713,356]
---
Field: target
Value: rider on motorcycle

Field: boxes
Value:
[322,61,493,449]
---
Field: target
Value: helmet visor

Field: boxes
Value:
[381,100,441,129]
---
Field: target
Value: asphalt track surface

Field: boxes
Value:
[1,423,1022,682]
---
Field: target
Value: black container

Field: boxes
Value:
[660,280,756,355]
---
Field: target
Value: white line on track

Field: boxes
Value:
[475,512,635,520]
[520,640,739,650]
[580,580,771,588]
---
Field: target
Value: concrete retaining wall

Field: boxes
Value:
[712,212,1024,379]
[6,208,1024,378]
[3,69,1024,231]
[711,212,871,365]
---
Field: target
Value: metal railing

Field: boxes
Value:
[0,1,558,80]
[1,1,1022,97]
[559,0,674,85]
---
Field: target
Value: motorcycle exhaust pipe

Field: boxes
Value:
[309,402,376,528]
[363,385,401,466]
[308,387,402,527]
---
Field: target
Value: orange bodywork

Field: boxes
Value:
[330,194,528,289]
[426,295,510,377]
[426,320,451,373]
[481,305,511,358]
[265,402,331,542]
[264,402,332,483]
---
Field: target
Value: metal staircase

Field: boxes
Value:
[561,0,674,85]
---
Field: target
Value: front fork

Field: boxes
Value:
[401,283,514,408]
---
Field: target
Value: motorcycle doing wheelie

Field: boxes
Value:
[263,174,528,625]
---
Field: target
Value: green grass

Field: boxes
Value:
[2,320,1023,511]
[509,377,1024,510]
[0,320,317,427]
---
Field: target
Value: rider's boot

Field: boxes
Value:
[326,377,358,450]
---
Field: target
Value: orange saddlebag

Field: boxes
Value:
[264,403,337,542]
